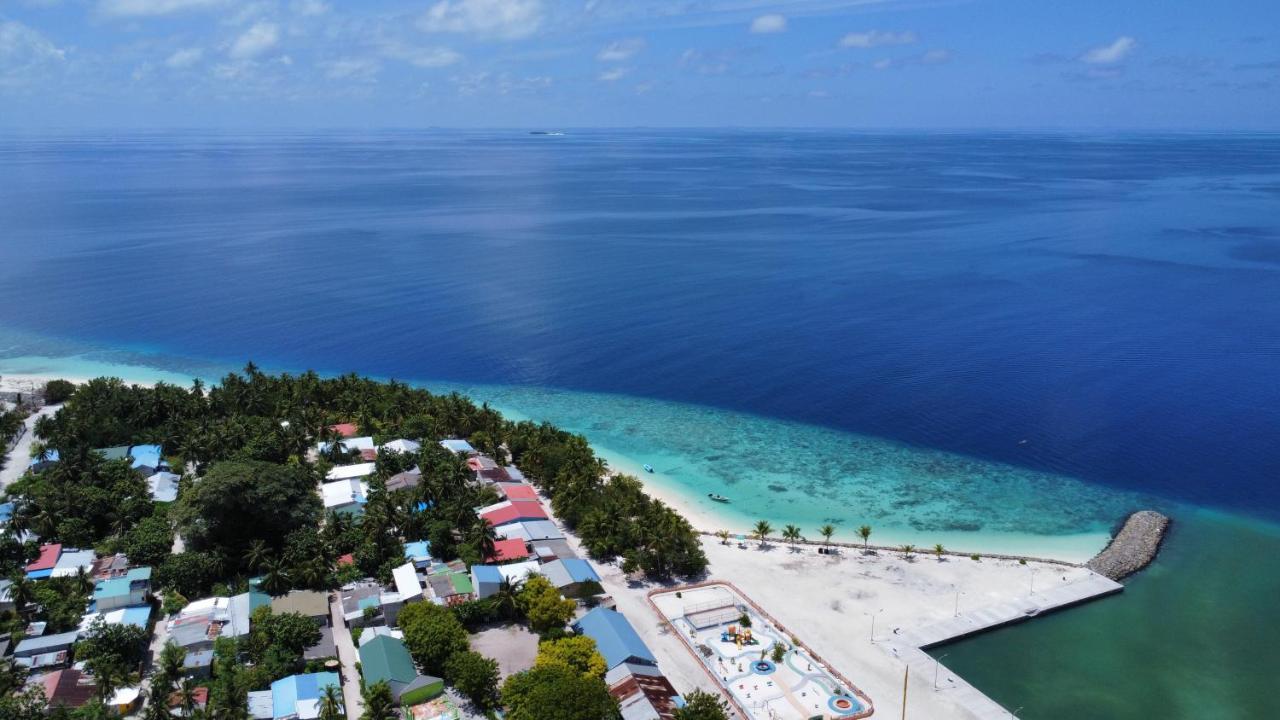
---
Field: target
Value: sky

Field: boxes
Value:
[0,0,1277,129]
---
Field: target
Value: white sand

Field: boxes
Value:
[592,533,1101,720]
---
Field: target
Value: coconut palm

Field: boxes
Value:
[818,524,835,549]
[781,524,803,550]
[715,529,730,545]
[178,677,200,718]
[934,543,945,561]
[259,556,291,596]
[752,520,772,548]
[245,540,270,571]
[318,684,344,720]
[360,680,397,720]
[900,544,916,561]
[857,525,872,552]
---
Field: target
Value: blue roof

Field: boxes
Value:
[92,567,152,600]
[439,439,475,454]
[271,672,341,719]
[129,444,163,469]
[572,607,656,669]
[404,541,431,561]
[25,569,52,580]
[471,565,503,584]
[119,605,152,628]
[0,503,12,524]
[559,558,601,583]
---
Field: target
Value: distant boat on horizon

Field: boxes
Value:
[708,493,730,503]
[529,131,565,136]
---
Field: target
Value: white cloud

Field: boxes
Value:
[872,57,891,70]
[379,41,462,68]
[0,20,66,87]
[164,47,203,68]
[229,21,278,60]
[750,14,787,34]
[451,70,550,95]
[322,57,379,82]
[920,48,951,64]
[598,66,628,82]
[596,38,645,62]
[98,0,223,17]
[419,0,543,40]
[291,0,329,16]
[839,30,917,48]
[1081,36,1136,64]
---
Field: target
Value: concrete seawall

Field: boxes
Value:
[1085,510,1171,580]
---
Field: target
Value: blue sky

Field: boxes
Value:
[1,0,1277,129]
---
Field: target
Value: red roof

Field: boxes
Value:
[41,670,96,709]
[498,484,538,501]
[360,449,378,461]
[168,687,209,709]
[480,500,548,527]
[27,543,62,572]
[487,538,531,563]
[329,423,359,438]
[337,553,355,567]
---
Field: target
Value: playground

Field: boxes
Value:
[650,583,871,720]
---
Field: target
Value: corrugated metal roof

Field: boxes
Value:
[358,635,417,686]
[573,608,656,670]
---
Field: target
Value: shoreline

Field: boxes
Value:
[0,360,1119,563]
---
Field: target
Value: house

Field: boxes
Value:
[606,664,682,720]
[339,581,391,627]
[325,463,377,483]
[391,563,425,604]
[168,686,210,716]
[91,554,131,579]
[322,479,368,515]
[404,541,432,568]
[358,635,444,705]
[269,672,342,720]
[271,590,331,626]
[486,538,531,564]
[328,423,359,438]
[356,625,404,647]
[25,543,62,579]
[92,567,152,611]
[495,483,539,501]
[14,630,79,663]
[0,579,12,613]
[531,540,578,562]
[438,439,475,455]
[496,520,564,543]
[540,559,602,597]
[181,648,215,679]
[386,470,421,493]
[148,471,181,503]
[380,439,421,455]
[108,686,143,715]
[303,626,336,661]
[38,668,97,710]
[52,548,97,578]
[572,608,657,671]
[471,561,541,599]
[128,444,164,475]
[247,690,274,720]
[505,465,527,482]
[169,591,264,652]
[478,500,549,527]
[425,568,474,606]
[79,605,152,633]
[317,436,376,457]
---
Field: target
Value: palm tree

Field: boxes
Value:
[259,556,291,596]
[752,520,772,548]
[318,684,344,720]
[178,677,199,718]
[245,540,270,571]
[900,544,916,561]
[857,525,872,552]
[467,517,497,560]
[490,578,521,620]
[781,524,802,550]
[934,543,945,561]
[360,680,397,720]
[6,575,34,618]
[818,524,835,549]
[715,530,730,545]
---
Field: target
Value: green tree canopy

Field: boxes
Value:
[518,575,576,635]
[501,664,620,720]
[533,635,607,679]
[398,602,469,677]
[444,650,501,710]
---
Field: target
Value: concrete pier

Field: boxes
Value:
[882,571,1123,720]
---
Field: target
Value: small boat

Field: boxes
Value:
[708,493,730,503]
[643,464,654,473]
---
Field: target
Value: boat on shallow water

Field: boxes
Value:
[643,464,654,473]
[707,493,730,503]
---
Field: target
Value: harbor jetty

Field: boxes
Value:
[1086,510,1171,580]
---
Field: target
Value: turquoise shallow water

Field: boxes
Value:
[0,346,1150,560]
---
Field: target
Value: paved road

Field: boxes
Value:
[329,594,363,719]
[0,404,59,491]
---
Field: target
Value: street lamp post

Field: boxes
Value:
[863,608,884,643]
[953,586,964,617]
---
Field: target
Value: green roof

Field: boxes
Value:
[449,572,473,594]
[358,635,417,686]
[99,446,131,460]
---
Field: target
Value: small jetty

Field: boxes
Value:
[1086,510,1171,581]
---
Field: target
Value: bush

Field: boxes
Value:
[42,379,77,405]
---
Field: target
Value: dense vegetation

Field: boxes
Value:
[2,366,710,718]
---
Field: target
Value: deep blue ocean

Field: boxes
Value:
[2,130,1279,518]
[3,130,1280,718]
